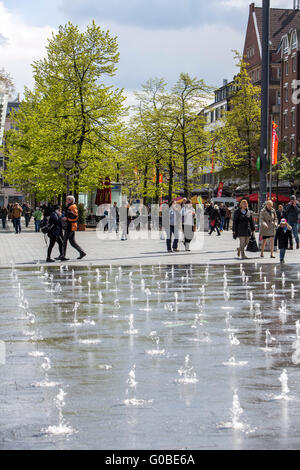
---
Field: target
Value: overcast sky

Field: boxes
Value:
[0,0,293,106]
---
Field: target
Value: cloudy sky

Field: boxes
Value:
[0,0,292,105]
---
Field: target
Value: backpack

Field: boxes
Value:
[40,217,50,234]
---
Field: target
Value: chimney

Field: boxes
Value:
[223,79,228,87]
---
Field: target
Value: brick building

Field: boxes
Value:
[244,2,300,161]
[280,27,300,159]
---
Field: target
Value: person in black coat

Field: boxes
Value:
[46,206,64,262]
[274,218,293,264]
[232,199,255,259]
[208,205,221,236]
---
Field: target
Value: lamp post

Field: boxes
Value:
[259,0,270,210]
[50,159,88,197]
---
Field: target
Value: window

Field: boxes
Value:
[276,91,281,105]
[283,36,289,54]
[292,57,297,73]
[285,60,289,76]
[284,85,289,103]
[292,109,296,127]
[283,113,288,128]
[291,138,295,155]
[292,31,298,49]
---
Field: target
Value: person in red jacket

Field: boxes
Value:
[62,195,86,260]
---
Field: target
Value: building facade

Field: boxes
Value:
[0,96,23,207]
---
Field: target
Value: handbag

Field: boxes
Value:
[246,233,259,252]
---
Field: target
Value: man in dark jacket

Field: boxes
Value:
[285,196,300,249]
[46,206,64,262]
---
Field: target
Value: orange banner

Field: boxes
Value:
[271,121,278,165]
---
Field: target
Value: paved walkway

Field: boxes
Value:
[0,219,299,267]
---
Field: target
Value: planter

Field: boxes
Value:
[78,223,86,231]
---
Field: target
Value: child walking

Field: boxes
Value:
[274,218,293,264]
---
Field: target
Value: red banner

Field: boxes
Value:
[211,141,215,173]
[95,176,111,205]
[217,182,224,198]
[271,121,278,165]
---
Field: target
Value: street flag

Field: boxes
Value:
[217,182,224,198]
[271,121,279,165]
[211,141,215,173]
[159,173,163,184]
[256,156,261,170]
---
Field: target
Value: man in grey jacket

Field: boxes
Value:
[285,195,300,249]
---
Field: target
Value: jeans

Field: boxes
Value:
[290,222,299,243]
[13,217,21,233]
[166,225,179,251]
[280,248,286,261]
[220,216,225,230]
[1,217,6,229]
[35,220,41,232]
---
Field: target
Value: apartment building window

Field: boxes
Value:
[284,85,288,103]
[285,60,289,76]
[277,68,281,79]
[292,31,298,49]
[276,91,281,105]
[292,109,296,127]
[291,138,295,155]
[292,57,296,73]
[283,112,288,128]
[283,36,289,54]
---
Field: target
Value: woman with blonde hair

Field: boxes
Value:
[232,199,255,259]
[259,200,277,258]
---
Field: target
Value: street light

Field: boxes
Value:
[50,159,88,196]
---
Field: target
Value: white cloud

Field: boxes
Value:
[0,1,55,96]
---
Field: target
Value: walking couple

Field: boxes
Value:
[46,196,86,262]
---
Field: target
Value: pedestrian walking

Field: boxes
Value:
[232,199,255,259]
[274,218,293,264]
[164,201,180,253]
[46,206,64,262]
[284,195,300,249]
[0,205,8,229]
[208,204,221,236]
[110,201,119,233]
[260,200,277,258]
[62,196,86,260]
[32,207,43,232]
[181,200,195,251]
[224,205,231,231]
[23,203,32,227]
[120,202,129,240]
[276,204,285,222]
[219,203,226,231]
[12,202,23,234]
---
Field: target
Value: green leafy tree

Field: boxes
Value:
[168,73,213,197]
[4,21,126,200]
